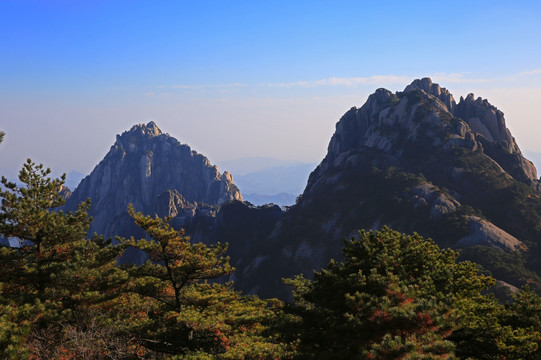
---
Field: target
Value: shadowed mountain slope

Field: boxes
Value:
[230,78,541,299]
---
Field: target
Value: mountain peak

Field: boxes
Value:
[127,121,163,137]
[404,77,456,112]
[322,78,539,187]
[66,122,242,237]
[405,77,434,89]
[250,78,541,298]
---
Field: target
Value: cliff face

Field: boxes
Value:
[230,78,541,299]
[323,77,537,185]
[65,122,242,238]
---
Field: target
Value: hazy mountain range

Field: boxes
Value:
[60,78,541,300]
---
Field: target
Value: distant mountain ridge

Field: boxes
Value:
[234,163,316,196]
[216,158,316,206]
[243,193,298,207]
[216,157,310,176]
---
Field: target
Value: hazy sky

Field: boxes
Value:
[1,0,541,180]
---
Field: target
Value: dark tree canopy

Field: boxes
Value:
[283,227,541,359]
[120,205,293,359]
[2,160,541,359]
[0,160,128,358]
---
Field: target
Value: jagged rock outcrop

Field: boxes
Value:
[404,183,461,220]
[59,184,72,200]
[323,78,538,185]
[456,92,538,185]
[65,122,242,238]
[404,77,456,113]
[457,216,526,252]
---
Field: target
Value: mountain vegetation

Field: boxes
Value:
[0,161,291,359]
[2,161,541,359]
[119,205,290,358]
[0,161,294,359]
[281,228,541,359]
[0,160,127,358]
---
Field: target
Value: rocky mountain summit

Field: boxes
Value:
[230,78,541,299]
[65,122,242,238]
[324,77,537,187]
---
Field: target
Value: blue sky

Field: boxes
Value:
[1,0,541,179]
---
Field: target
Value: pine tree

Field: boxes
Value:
[283,227,541,359]
[0,159,128,358]
[121,205,292,359]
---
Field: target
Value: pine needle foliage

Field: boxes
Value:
[0,159,127,359]
[283,227,541,359]
[121,206,293,359]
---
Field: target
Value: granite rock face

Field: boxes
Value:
[455,92,538,184]
[59,184,72,200]
[65,122,242,238]
[405,183,461,220]
[404,77,456,113]
[323,77,538,187]
[457,216,526,253]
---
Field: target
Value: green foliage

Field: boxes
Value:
[0,159,127,358]
[459,246,541,293]
[0,160,291,359]
[4,160,541,359]
[0,131,4,144]
[283,227,541,359]
[497,284,541,359]
[121,206,293,359]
